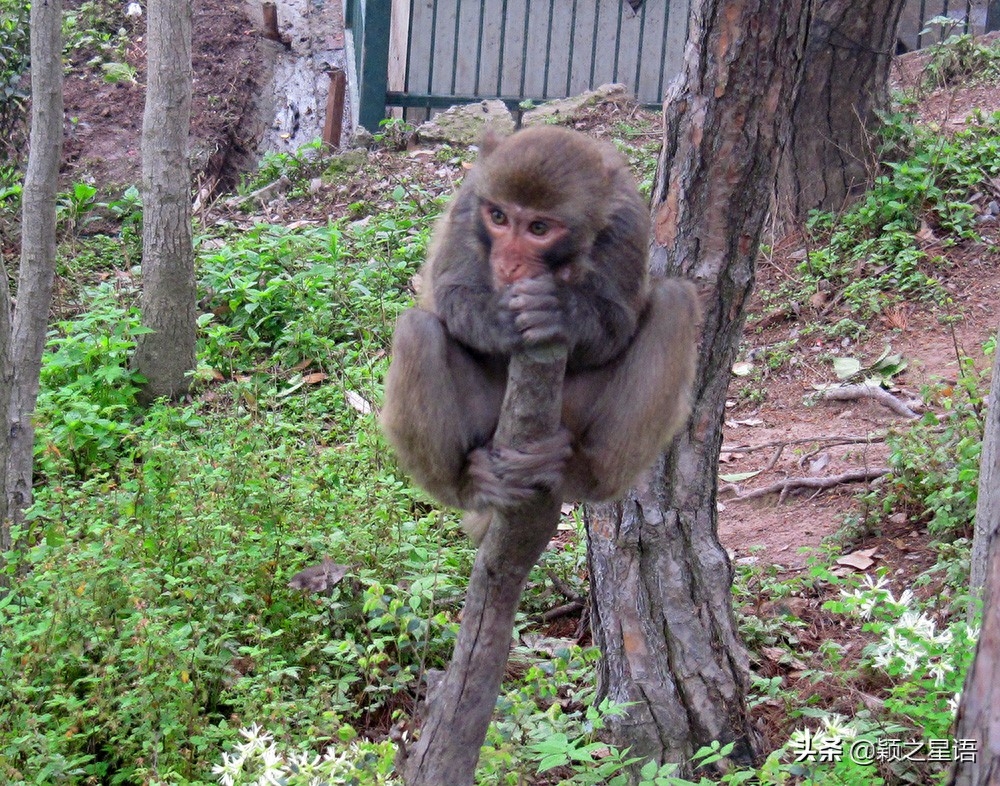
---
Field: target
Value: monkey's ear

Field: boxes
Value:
[478,129,505,159]
[598,142,628,184]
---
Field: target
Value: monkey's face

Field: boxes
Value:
[479,199,574,288]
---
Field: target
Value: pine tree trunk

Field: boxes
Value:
[3,0,63,551]
[587,0,812,775]
[775,0,906,223]
[133,0,196,403]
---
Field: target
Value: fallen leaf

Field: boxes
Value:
[836,547,879,571]
[346,390,372,414]
[288,558,350,593]
[808,452,830,475]
[719,470,761,483]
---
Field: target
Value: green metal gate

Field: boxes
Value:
[345,0,689,129]
[344,0,1000,131]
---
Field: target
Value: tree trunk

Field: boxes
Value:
[950,339,1000,786]
[0,259,12,553]
[404,345,567,786]
[971,328,1000,593]
[587,0,812,775]
[3,0,63,551]
[953,318,998,777]
[774,0,906,223]
[133,0,196,403]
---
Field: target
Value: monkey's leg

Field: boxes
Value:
[382,308,505,510]
[383,309,569,512]
[562,279,698,501]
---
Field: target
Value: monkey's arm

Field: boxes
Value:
[562,195,651,368]
[433,272,522,356]
[559,277,642,368]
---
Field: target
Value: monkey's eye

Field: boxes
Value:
[489,208,508,226]
[527,220,550,236]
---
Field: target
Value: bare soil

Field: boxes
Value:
[62,0,262,193]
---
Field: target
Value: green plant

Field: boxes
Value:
[239,138,327,196]
[212,725,398,785]
[35,281,150,478]
[787,110,1000,325]
[198,210,426,377]
[100,60,138,84]
[0,0,29,159]
[373,117,414,151]
[56,181,101,235]
[62,0,132,74]
[923,19,1000,87]
[869,356,986,539]
[823,574,977,783]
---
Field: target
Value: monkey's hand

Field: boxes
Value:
[464,428,572,510]
[501,274,567,348]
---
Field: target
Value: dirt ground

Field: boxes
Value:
[62,0,262,193]
[56,9,1000,576]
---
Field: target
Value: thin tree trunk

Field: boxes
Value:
[950,345,1000,785]
[775,0,906,223]
[404,346,567,786]
[133,0,196,403]
[3,0,63,550]
[971,327,1000,593]
[587,0,812,776]
[0,258,12,553]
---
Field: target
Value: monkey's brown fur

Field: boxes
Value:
[381,126,699,542]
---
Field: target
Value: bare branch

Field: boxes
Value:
[813,384,920,419]
[733,467,890,503]
[404,345,568,786]
[721,432,888,454]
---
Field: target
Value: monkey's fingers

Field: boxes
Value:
[492,430,572,493]
[505,275,557,297]
[465,446,536,510]
[514,314,567,346]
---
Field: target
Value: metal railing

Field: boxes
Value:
[344,0,1000,131]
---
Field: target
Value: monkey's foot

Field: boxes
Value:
[465,429,572,510]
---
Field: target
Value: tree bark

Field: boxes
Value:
[587,0,812,775]
[133,0,196,403]
[971,330,1000,593]
[774,0,906,223]
[404,345,567,786]
[3,0,63,551]
[950,344,1000,786]
[0,259,12,553]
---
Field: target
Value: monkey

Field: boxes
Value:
[381,125,699,542]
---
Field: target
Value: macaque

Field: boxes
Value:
[381,125,699,542]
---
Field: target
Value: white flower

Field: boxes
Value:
[126,2,142,17]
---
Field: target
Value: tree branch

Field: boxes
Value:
[733,467,890,503]
[813,384,920,419]
[404,344,568,786]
